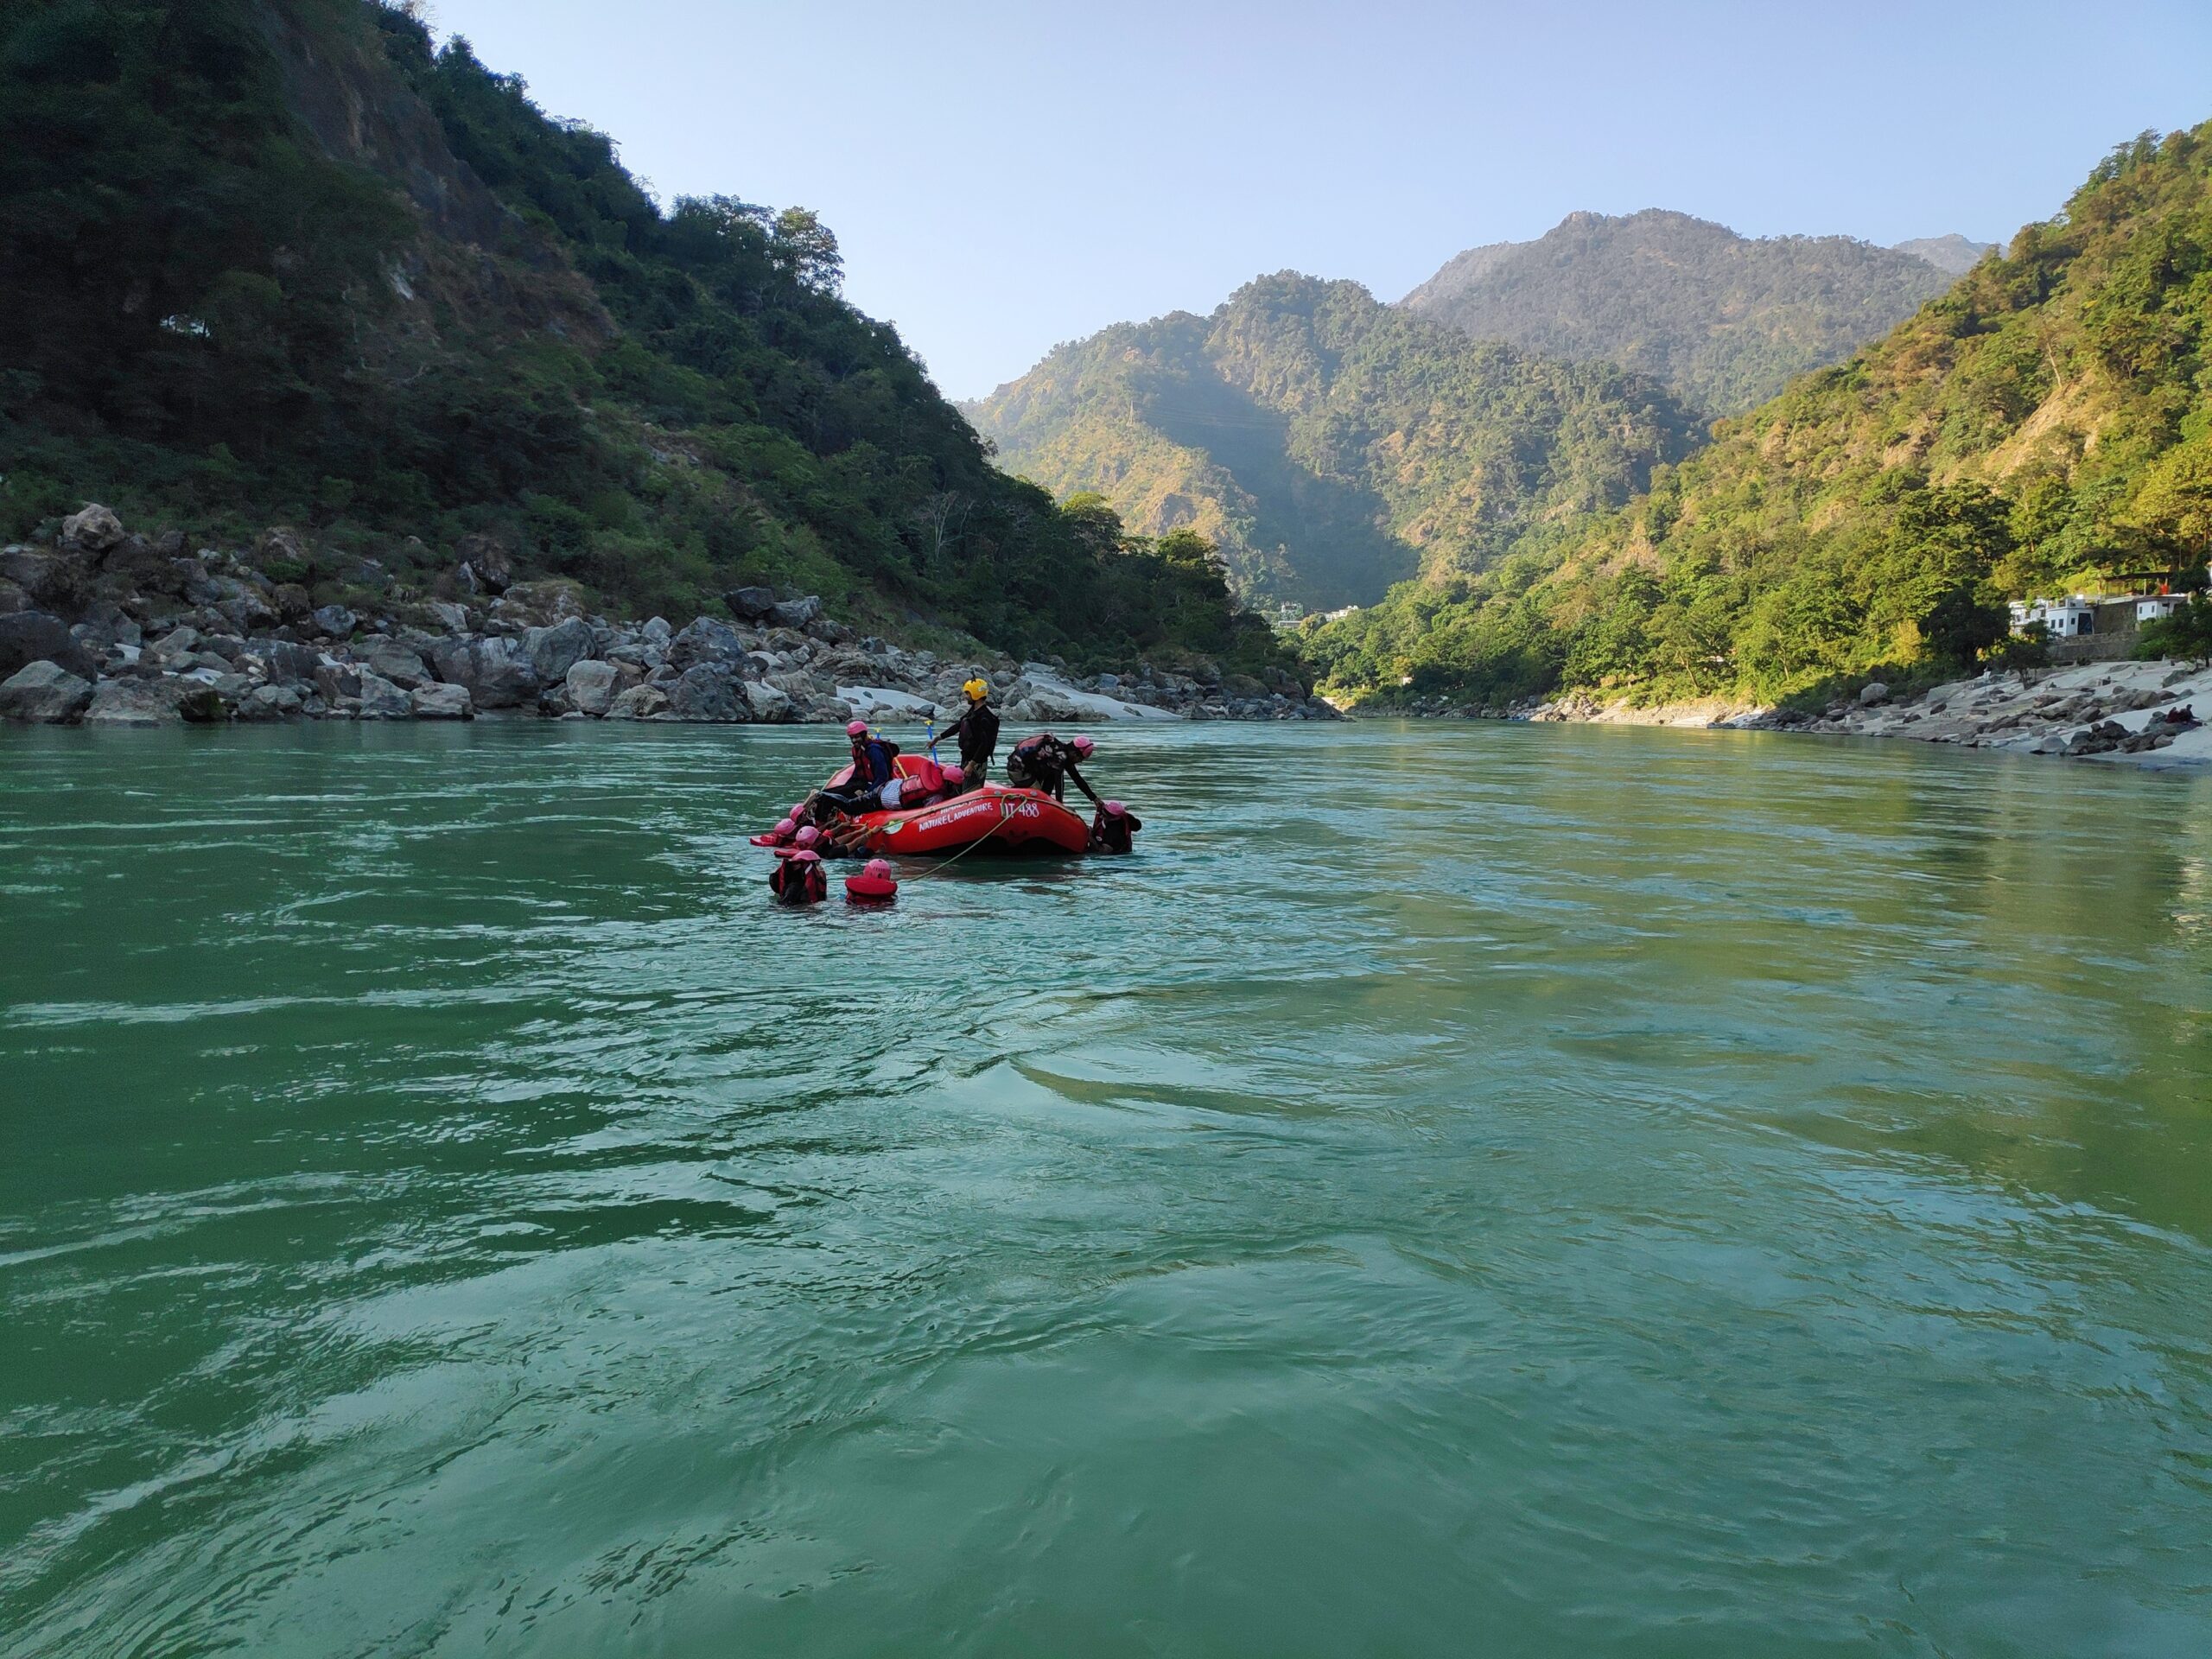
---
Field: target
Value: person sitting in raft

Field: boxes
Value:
[933,762,972,802]
[1005,732,1101,805]
[814,720,898,816]
[938,678,1001,779]
[768,848,828,904]
[1088,798,1142,854]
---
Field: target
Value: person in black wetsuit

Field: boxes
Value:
[938,678,1000,780]
[1005,733,1100,805]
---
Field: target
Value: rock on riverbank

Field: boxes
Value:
[0,508,1338,729]
[1717,659,2212,768]
[1394,660,2212,770]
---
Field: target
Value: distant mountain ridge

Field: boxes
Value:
[966,274,1700,611]
[1399,209,1965,414]
[1891,232,1997,275]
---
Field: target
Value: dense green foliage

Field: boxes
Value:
[2137,594,2212,664]
[0,1,1270,670]
[969,274,1700,611]
[1401,211,1960,416]
[1307,125,2212,709]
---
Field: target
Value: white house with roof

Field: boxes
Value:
[2136,594,2190,624]
[2009,595,2096,638]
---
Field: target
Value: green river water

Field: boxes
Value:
[3,721,2210,1657]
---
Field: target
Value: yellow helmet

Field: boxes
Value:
[963,677,988,701]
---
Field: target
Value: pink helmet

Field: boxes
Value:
[863,858,892,880]
[1070,734,1094,756]
[791,849,822,864]
[772,817,797,837]
[1103,800,1125,815]
[846,719,868,737]
[794,825,821,847]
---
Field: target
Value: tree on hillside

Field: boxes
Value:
[771,207,842,295]
[2137,594,2212,666]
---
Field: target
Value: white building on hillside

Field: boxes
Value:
[2137,594,2189,624]
[2009,595,2095,638]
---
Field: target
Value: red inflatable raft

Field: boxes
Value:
[817,755,1091,856]
[856,781,1090,855]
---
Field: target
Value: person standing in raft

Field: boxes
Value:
[938,678,1001,780]
[769,848,828,904]
[1005,733,1101,805]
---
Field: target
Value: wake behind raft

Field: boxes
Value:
[757,751,1141,906]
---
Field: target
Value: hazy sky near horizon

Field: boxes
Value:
[428,1,2212,398]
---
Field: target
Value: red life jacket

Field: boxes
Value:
[770,859,828,903]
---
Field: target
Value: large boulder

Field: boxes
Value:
[0,661,94,723]
[410,682,473,720]
[59,504,126,554]
[312,604,357,639]
[725,586,778,622]
[607,683,671,721]
[566,658,619,716]
[428,636,539,709]
[355,671,411,720]
[246,640,323,685]
[82,678,182,726]
[489,581,585,628]
[768,594,823,631]
[1,546,89,616]
[454,533,513,595]
[671,615,745,669]
[0,611,99,682]
[174,680,229,723]
[237,683,305,721]
[353,635,431,690]
[740,678,795,723]
[670,663,742,721]
[315,661,361,703]
[524,615,596,683]
[212,591,279,635]
[254,525,313,575]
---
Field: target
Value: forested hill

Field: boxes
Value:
[965,275,1700,612]
[1302,125,2212,710]
[0,0,1268,670]
[1400,211,1964,416]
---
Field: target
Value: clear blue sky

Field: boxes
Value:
[427,0,2212,400]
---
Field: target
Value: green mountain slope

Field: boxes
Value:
[967,275,1700,611]
[1304,125,2212,709]
[0,0,1265,668]
[1400,210,1959,416]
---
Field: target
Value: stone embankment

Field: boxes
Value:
[0,507,1335,729]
